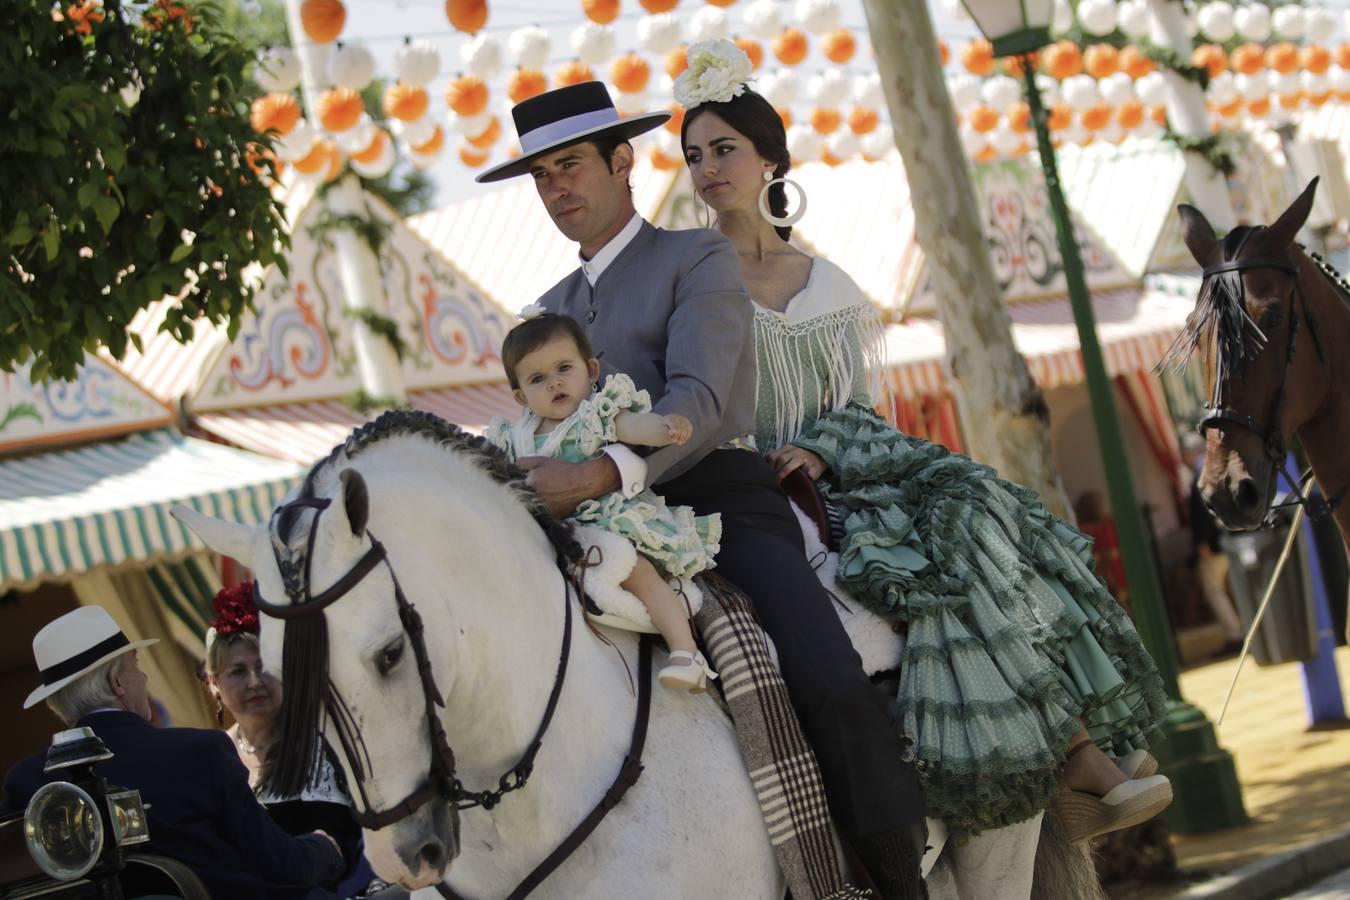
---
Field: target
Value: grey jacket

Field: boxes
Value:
[538,221,755,484]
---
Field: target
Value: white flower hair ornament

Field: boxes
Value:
[517,303,547,321]
[673,39,754,108]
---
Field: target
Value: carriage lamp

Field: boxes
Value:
[23,782,105,880]
[42,727,112,775]
[957,0,1053,57]
[105,790,150,847]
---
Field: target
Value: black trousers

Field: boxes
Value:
[659,450,926,840]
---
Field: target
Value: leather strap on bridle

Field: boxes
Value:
[435,634,654,900]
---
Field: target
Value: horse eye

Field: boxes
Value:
[376,638,405,676]
[1260,308,1283,332]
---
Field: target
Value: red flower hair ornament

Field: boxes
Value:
[206,582,259,654]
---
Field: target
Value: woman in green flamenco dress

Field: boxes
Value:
[674,39,1174,863]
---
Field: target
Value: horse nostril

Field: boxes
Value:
[419,841,446,871]
[1234,478,1261,512]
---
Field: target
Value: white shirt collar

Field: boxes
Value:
[579,213,645,287]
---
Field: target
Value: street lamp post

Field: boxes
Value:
[959,0,1247,832]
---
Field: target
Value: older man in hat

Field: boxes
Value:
[3,606,346,899]
[476,83,928,897]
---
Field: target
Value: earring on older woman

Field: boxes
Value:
[215,698,225,726]
[758,169,808,228]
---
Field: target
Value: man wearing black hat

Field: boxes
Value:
[3,606,348,899]
[478,83,928,897]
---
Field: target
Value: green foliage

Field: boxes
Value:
[343,387,403,415]
[1162,128,1239,176]
[342,307,406,361]
[0,0,289,381]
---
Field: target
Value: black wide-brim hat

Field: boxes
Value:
[476,81,670,183]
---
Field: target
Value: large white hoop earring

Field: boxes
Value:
[759,175,808,228]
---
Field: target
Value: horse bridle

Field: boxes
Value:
[1196,230,1338,520]
[252,495,576,830]
[254,494,655,900]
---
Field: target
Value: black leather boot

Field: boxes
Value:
[853,821,929,900]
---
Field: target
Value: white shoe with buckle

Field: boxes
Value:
[658,650,718,693]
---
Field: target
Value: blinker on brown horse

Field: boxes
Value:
[1171,178,1350,630]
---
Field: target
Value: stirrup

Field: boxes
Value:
[658,650,718,693]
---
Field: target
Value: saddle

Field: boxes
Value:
[780,468,832,548]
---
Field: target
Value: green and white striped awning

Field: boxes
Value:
[0,430,305,593]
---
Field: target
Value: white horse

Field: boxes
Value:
[175,415,781,898]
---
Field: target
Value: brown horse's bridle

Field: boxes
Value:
[1196,228,1339,520]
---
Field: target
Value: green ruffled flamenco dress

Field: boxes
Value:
[792,404,1169,841]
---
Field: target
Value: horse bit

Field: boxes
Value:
[1195,229,1341,522]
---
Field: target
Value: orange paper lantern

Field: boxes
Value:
[1080,102,1113,131]
[1042,40,1082,80]
[299,0,345,43]
[1151,105,1167,125]
[1279,91,1304,110]
[317,87,364,132]
[1083,44,1119,79]
[974,145,997,163]
[848,106,879,135]
[735,36,764,71]
[413,126,446,156]
[1008,101,1031,133]
[811,108,841,135]
[292,141,327,175]
[650,147,680,170]
[322,141,343,183]
[938,38,949,67]
[1116,99,1145,129]
[1266,42,1298,75]
[665,45,689,79]
[1336,43,1350,71]
[1247,96,1271,116]
[968,105,999,133]
[467,116,501,148]
[1231,43,1265,75]
[446,74,489,117]
[582,0,619,25]
[639,0,677,11]
[250,92,301,135]
[459,145,490,167]
[776,107,793,129]
[1310,90,1333,107]
[382,83,429,122]
[555,61,595,88]
[820,149,844,168]
[1302,45,1332,75]
[508,68,548,103]
[1006,52,1038,78]
[445,0,487,33]
[1047,103,1072,131]
[610,53,651,93]
[1119,46,1154,80]
[351,129,388,164]
[822,28,856,64]
[1215,97,1243,118]
[961,38,995,77]
[706,0,737,7]
[773,28,809,66]
[1191,44,1227,79]
[663,105,685,134]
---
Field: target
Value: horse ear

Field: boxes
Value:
[339,469,369,538]
[1178,204,1219,268]
[172,506,256,568]
[1266,177,1319,249]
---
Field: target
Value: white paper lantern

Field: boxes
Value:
[1099,72,1136,106]
[1272,5,1305,39]
[827,129,860,159]
[637,14,682,54]
[275,119,316,162]
[947,74,981,112]
[853,72,885,109]
[460,34,503,79]
[1185,10,1199,37]
[1077,0,1117,36]
[764,69,802,106]
[1116,0,1150,39]
[572,23,616,66]
[1063,121,1091,146]
[979,75,1020,113]
[1062,74,1100,111]
[255,47,301,94]
[1306,7,1336,39]
[786,124,823,161]
[1097,122,1125,144]
[1234,4,1271,41]
[989,124,1020,156]
[1302,71,1330,98]
[656,129,681,160]
[1234,73,1266,102]
[615,90,651,116]
[742,0,781,40]
[1330,65,1350,97]
[1271,70,1300,97]
[689,7,729,42]
[1052,0,1073,34]
[1133,116,1161,139]
[394,41,440,88]
[509,26,550,70]
[449,110,494,137]
[407,146,442,171]
[1135,71,1169,107]
[351,137,396,179]
[795,0,841,35]
[941,0,968,22]
[1197,3,1236,42]
[396,115,439,149]
[861,129,893,159]
[336,115,375,154]
[810,69,851,107]
[1206,71,1238,106]
[1035,74,1061,108]
[328,44,375,91]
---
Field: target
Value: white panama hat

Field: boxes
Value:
[23,606,158,709]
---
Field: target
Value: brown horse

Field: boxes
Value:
[1174,178,1350,637]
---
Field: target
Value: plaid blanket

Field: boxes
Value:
[694,573,873,900]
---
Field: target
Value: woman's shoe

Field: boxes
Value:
[1055,775,1173,844]
[658,650,718,693]
[1116,749,1159,779]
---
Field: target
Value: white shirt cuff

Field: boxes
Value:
[602,444,647,497]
